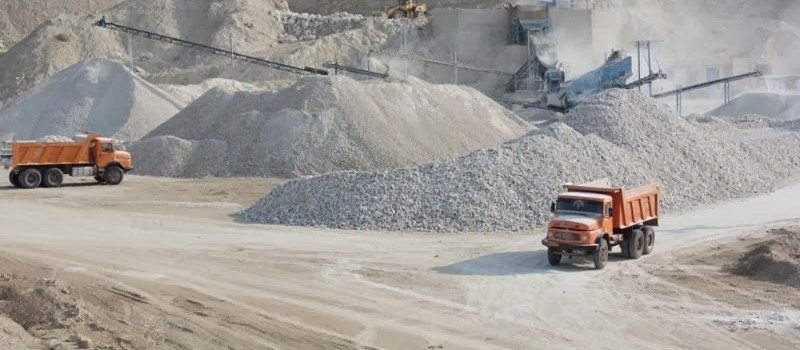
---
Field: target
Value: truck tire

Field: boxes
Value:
[547,248,562,266]
[593,239,608,270]
[103,166,124,185]
[620,239,630,258]
[42,168,64,188]
[8,171,20,188]
[18,168,42,189]
[642,226,655,255]
[628,229,645,259]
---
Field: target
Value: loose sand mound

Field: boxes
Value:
[239,89,800,232]
[729,227,800,286]
[0,58,184,141]
[131,75,529,178]
[707,92,800,120]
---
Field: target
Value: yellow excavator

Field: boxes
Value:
[386,0,428,19]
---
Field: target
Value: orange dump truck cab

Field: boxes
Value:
[541,179,660,269]
[2,133,132,189]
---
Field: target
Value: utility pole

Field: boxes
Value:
[633,39,661,96]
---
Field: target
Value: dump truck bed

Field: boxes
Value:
[10,140,93,167]
[563,182,659,230]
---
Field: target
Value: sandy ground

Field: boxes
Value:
[0,168,799,350]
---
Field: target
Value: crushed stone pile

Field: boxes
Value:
[0,0,125,48]
[158,78,264,105]
[0,58,184,141]
[707,92,800,120]
[728,227,800,286]
[106,0,288,63]
[0,0,290,107]
[279,11,370,42]
[277,10,411,43]
[37,135,74,142]
[124,136,228,178]
[687,114,773,132]
[238,89,800,232]
[129,75,530,178]
[0,14,126,108]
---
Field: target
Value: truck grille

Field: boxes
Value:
[554,232,580,241]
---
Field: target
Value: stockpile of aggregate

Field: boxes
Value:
[0,58,183,141]
[128,75,530,178]
[238,89,800,232]
[707,92,800,120]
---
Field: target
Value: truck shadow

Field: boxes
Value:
[432,250,629,276]
[0,182,102,190]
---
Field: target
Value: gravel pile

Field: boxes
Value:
[279,11,374,43]
[707,92,800,120]
[124,136,229,178]
[38,135,74,142]
[0,58,184,140]
[130,75,529,178]
[239,89,800,232]
[276,10,421,44]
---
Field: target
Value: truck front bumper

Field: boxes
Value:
[542,239,598,255]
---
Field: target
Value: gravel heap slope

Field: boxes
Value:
[0,14,126,108]
[0,58,183,140]
[239,89,800,232]
[707,92,800,120]
[129,75,529,178]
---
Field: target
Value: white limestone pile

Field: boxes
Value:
[131,75,530,178]
[38,135,74,142]
[279,11,370,42]
[0,0,290,107]
[238,89,800,232]
[707,92,800,120]
[276,10,417,43]
[0,58,184,141]
[124,136,229,178]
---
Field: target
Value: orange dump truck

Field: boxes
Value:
[541,179,660,269]
[1,133,132,189]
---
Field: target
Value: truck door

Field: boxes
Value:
[603,202,614,240]
[96,142,114,169]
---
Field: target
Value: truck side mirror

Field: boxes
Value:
[607,207,613,217]
[550,202,556,213]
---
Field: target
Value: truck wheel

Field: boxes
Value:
[642,226,655,255]
[103,166,124,185]
[18,168,42,189]
[8,171,20,188]
[593,239,608,270]
[547,248,562,266]
[628,229,645,259]
[42,168,64,188]
[620,239,630,258]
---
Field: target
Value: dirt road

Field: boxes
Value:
[0,170,798,350]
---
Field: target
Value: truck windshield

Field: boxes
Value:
[556,199,603,216]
